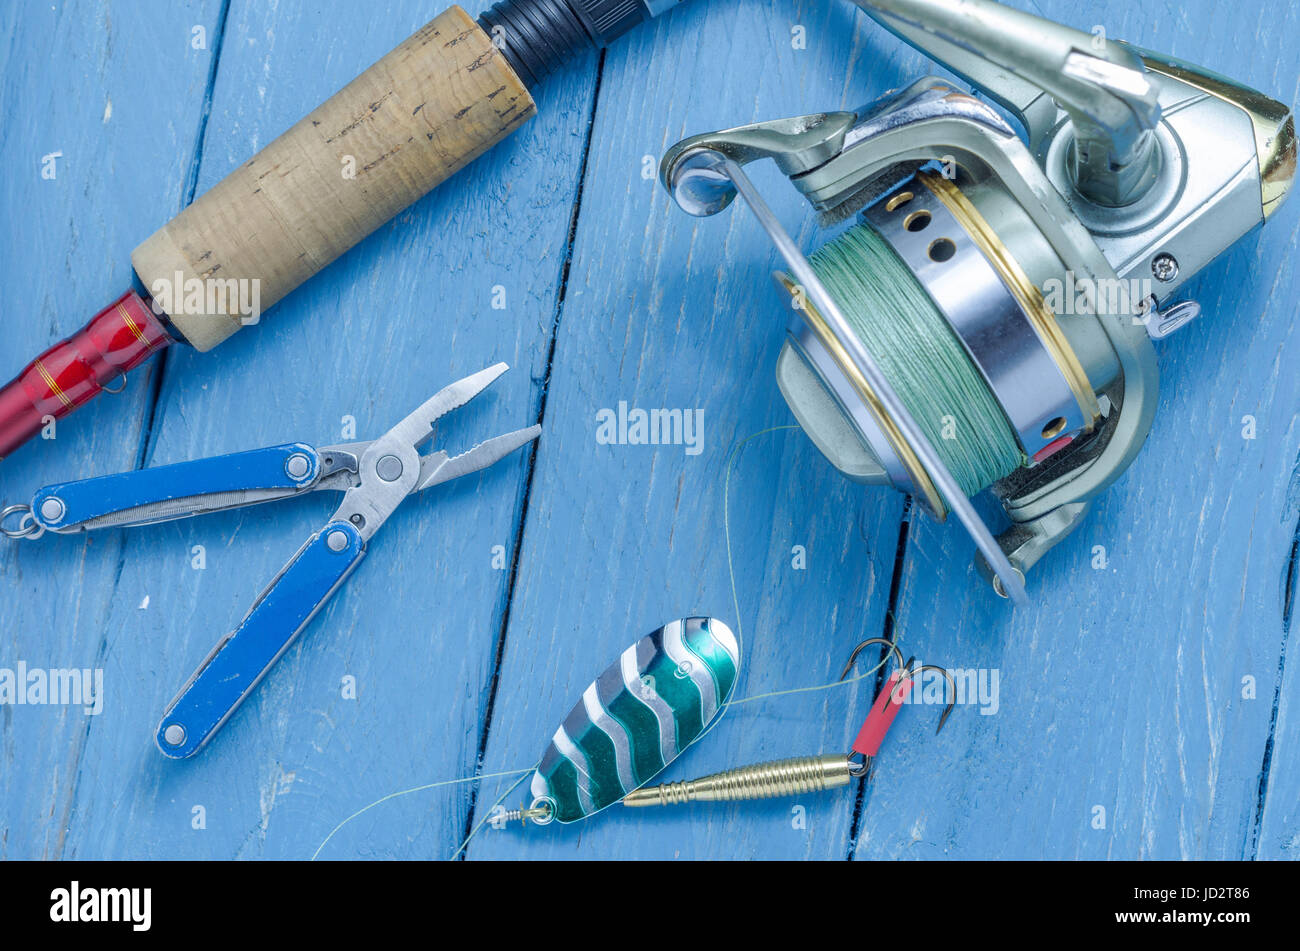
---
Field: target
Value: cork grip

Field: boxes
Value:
[133,6,536,352]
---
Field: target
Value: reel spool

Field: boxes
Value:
[659,0,1295,600]
[777,166,1101,511]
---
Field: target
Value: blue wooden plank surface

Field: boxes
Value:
[0,0,228,860]
[466,0,911,859]
[1,0,1297,861]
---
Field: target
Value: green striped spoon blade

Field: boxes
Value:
[530,617,740,824]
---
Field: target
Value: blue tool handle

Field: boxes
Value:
[156,521,365,759]
[32,443,322,533]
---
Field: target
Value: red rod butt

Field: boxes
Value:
[0,291,173,459]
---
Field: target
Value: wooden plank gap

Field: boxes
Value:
[457,49,610,858]
[134,0,234,473]
[846,494,915,859]
[49,0,238,859]
[1248,513,1299,857]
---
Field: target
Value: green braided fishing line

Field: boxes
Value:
[808,223,1025,497]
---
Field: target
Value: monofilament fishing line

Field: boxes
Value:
[807,222,1026,496]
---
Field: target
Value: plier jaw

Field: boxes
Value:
[326,363,540,542]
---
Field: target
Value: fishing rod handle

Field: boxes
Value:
[2,2,683,459]
[132,5,536,353]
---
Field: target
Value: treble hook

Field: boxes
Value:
[840,639,955,733]
[841,637,906,778]
[838,638,957,781]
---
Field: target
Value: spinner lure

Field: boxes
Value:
[499,627,949,826]
[623,638,955,811]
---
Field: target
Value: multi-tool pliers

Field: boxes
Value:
[2,364,540,758]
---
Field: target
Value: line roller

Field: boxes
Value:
[659,0,1295,600]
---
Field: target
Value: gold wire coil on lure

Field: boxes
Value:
[622,755,855,807]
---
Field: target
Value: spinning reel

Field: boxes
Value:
[660,0,1295,602]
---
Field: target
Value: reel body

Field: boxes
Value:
[659,0,1295,598]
